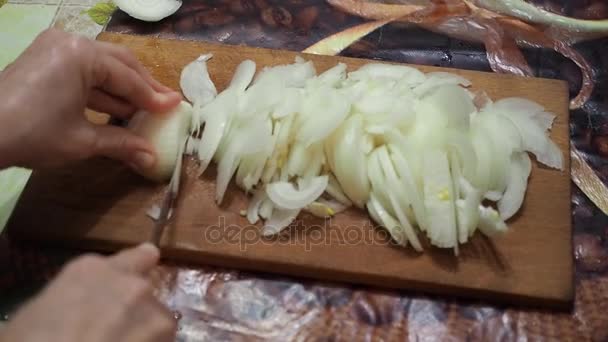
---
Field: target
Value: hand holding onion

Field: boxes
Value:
[0,28,181,174]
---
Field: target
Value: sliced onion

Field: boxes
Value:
[480,110,523,152]
[422,148,457,248]
[328,114,371,208]
[449,153,462,248]
[413,72,471,97]
[259,198,274,220]
[491,97,556,133]
[262,208,300,236]
[215,121,271,203]
[285,142,312,178]
[185,136,200,155]
[197,97,230,174]
[297,87,350,147]
[484,191,503,202]
[366,149,391,216]
[326,174,353,206]
[236,153,265,192]
[376,146,415,222]
[363,92,417,134]
[273,88,303,119]
[312,62,347,87]
[266,175,328,210]
[421,84,475,130]
[305,202,334,218]
[530,111,556,132]
[247,188,267,224]
[235,120,273,191]
[496,110,563,170]
[238,78,280,120]
[498,152,532,220]
[235,155,257,191]
[349,63,426,86]
[470,129,493,193]
[367,193,408,247]
[213,118,237,164]
[445,131,477,182]
[262,115,294,184]
[387,190,423,251]
[237,121,273,155]
[542,140,564,171]
[190,101,202,136]
[173,57,566,252]
[215,144,240,204]
[354,82,398,116]
[383,129,421,186]
[409,99,450,150]
[455,177,482,242]
[472,115,510,195]
[302,143,325,180]
[478,205,508,237]
[388,145,429,231]
[180,54,217,105]
[229,60,257,91]
[304,197,349,218]
[492,97,544,115]
[254,58,316,88]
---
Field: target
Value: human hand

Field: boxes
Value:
[0,28,182,171]
[0,243,176,342]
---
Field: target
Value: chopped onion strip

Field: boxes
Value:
[266,176,328,210]
[180,54,217,105]
[262,208,300,236]
[247,188,267,224]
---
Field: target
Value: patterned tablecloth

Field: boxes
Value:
[2,0,608,341]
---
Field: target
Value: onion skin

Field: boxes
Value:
[318,0,595,109]
[474,0,608,33]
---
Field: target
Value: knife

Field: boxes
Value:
[148,138,186,247]
[571,147,608,215]
[149,180,176,247]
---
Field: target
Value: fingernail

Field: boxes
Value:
[134,151,155,170]
[156,92,180,104]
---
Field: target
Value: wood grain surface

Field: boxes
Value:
[7,32,573,308]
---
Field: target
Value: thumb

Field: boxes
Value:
[92,124,156,173]
[108,242,160,274]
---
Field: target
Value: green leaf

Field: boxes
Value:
[81,1,117,26]
[0,0,7,9]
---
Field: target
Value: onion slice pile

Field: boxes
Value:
[176,56,564,252]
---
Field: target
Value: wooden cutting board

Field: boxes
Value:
[7,32,573,309]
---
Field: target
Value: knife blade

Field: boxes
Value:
[571,147,608,216]
[149,138,186,247]
[149,182,176,247]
